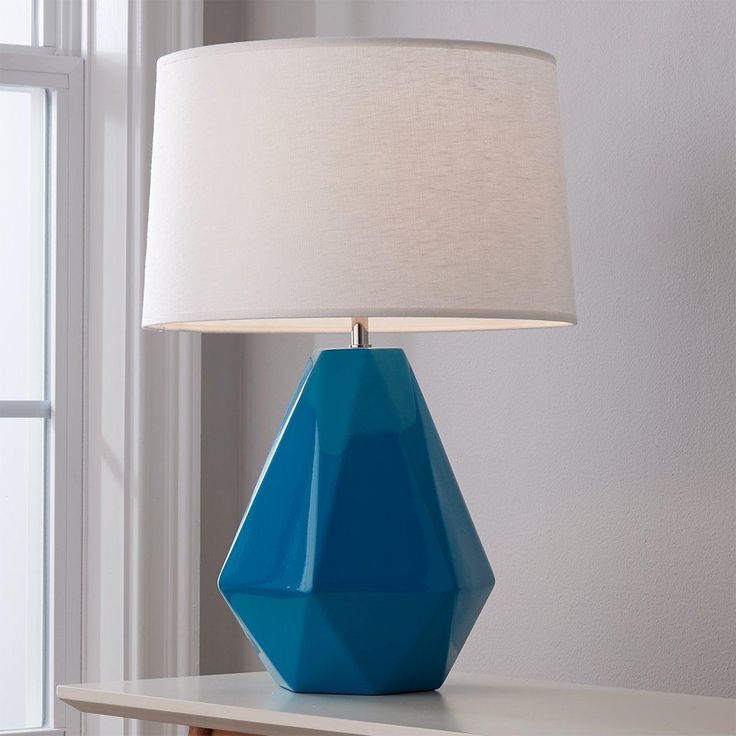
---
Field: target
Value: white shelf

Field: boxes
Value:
[57,671,735,736]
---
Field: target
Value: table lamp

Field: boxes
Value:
[143,38,575,695]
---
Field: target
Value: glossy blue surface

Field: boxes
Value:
[219,348,494,694]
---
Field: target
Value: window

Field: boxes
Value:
[0,12,83,735]
[0,82,47,731]
[0,1,37,46]
[0,0,59,48]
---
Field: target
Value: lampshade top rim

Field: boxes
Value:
[157,37,556,68]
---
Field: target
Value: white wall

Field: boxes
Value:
[201,0,736,697]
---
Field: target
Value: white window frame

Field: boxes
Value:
[0,46,83,736]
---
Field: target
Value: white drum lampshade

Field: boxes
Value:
[142,38,576,333]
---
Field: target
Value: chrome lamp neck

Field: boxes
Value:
[350,318,370,348]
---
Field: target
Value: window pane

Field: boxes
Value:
[0,418,45,730]
[0,0,37,45]
[0,86,46,400]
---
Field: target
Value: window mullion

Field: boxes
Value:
[0,401,51,418]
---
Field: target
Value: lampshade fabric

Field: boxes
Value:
[142,38,576,333]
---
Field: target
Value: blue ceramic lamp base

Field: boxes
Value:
[218,347,494,695]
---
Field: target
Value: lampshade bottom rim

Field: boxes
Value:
[143,314,577,334]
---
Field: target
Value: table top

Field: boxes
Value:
[57,671,735,736]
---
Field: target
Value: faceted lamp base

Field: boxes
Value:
[218,348,494,695]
